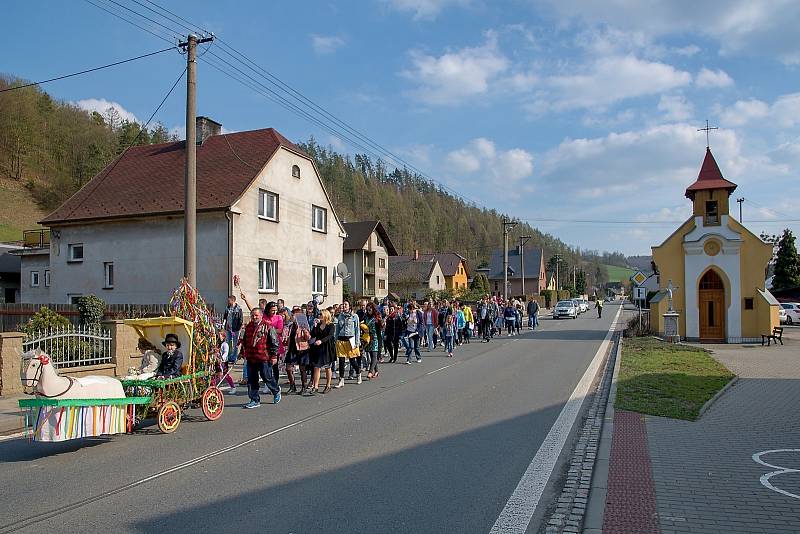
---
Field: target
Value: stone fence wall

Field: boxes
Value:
[0,320,141,396]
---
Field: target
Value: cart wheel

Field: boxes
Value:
[202,386,225,421]
[157,401,181,433]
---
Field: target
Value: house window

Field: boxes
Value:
[744,297,754,310]
[705,200,719,225]
[67,293,82,304]
[258,190,279,221]
[436,275,440,284]
[312,265,327,295]
[312,205,327,233]
[44,270,50,287]
[68,243,84,262]
[103,262,114,289]
[258,259,277,293]
[30,271,39,287]
[379,279,386,290]
[292,165,300,178]
[379,258,385,269]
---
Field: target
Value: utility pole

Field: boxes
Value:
[519,235,532,296]
[179,33,213,288]
[553,253,562,294]
[737,197,745,222]
[502,220,516,301]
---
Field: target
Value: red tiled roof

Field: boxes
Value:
[41,128,301,224]
[685,148,737,199]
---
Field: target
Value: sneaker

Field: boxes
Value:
[273,391,282,404]
[244,400,260,409]
[227,386,237,395]
[406,360,412,365]
[416,358,422,363]
[357,374,362,385]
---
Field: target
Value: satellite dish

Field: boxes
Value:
[333,262,351,283]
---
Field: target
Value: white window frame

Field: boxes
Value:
[378,257,385,269]
[67,293,82,304]
[44,270,50,287]
[378,278,386,290]
[258,189,279,222]
[292,164,301,178]
[30,271,40,287]
[103,262,114,289]
[68,243,84,262]
[312,265,327,296]
[258,259,278,293]
[311,205,327,233]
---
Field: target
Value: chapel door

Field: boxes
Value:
[698,270,725,342]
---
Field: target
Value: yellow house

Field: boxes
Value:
[650,148,780,343]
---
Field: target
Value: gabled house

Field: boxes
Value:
[486,247,546,297]
[342,220,397,299]
[20,117,346,308]
[429,253,469,291]
[389,252,445,301]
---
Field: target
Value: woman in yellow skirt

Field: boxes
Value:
[334,301,361,388]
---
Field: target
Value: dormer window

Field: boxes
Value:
[705,200,719,226]
[292,165,300,178]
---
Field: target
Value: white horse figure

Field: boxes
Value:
[21,349,125,399]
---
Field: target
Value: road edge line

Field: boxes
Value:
[489,305,622,534]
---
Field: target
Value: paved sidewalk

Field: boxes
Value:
[0,393,25,436]
[646,331,800,533]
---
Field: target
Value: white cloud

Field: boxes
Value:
[538,55,691,111]
[401,32,509,105]
[719,93,800,128]
[74,98,138,124]
[387,0,470,20]
[695,67,734,88]
[445,137,533,184]
[672,44,701,56]
[310,34,346,55]
[542,0,800,64]
[658,95,694,121]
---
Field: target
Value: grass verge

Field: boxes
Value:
[615,337,734,421]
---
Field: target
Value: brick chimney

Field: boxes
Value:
[196,116,222,145]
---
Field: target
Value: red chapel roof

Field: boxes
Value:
[684,148,738,199]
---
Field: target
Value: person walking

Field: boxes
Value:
[504,302,517,336]
[478,296,492,342]
[596,297,604,318]
[223,295,244,386]
[364,302,382,379]
[527,297,540,330]
[422,302,439,352]
[454,303,465,346]
[334,301,360,389]
[308,309,335,394]
[285,307,311,394]
[404,302,423,363]
[384,304,403,363]
[443,313,456,357]
[215,329,237,393]
[462,303,473,344]
[239,307,281,409]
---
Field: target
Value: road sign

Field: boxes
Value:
[633,286,648,300]
[631,271,647,285]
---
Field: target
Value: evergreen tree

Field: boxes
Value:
[773,229,800,290]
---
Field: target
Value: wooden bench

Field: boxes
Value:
[762,327,784,346]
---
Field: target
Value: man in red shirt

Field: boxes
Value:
[239,307,282,408]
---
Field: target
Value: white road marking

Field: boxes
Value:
[426,363,458,375]
[490,305,622,534]
[752,449,800,500]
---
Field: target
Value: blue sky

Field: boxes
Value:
[3,0,800,255]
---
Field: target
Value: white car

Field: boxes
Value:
[579,300,590,313]
[779,307,788,324]
[554,300,578,319]
[572,299,583,314]
[780,302,800,325]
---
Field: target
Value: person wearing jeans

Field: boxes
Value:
[422,302,438,352]
[239,307,281,408]
[404,302,423,363]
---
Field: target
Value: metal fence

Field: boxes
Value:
[22,324,112,368]
[0,303,200,332]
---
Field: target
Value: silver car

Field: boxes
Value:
[554,300,578,319]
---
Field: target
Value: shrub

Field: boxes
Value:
[75,295,105,326]
[19,306,70,336]
[624,313,653,338]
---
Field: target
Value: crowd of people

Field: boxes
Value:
[217,293,542,409]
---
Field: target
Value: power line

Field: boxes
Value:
[83,0,176,45]
[0,46,175,93]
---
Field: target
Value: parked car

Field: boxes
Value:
[781,302,800,324]
[572,299,583,314]
[579,300,589,313]
[779,307,788,324]
[554,300,578,319]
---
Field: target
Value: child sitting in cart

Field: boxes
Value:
[123,337,162,380]
[156,333,184,379]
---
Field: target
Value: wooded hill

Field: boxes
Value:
[0,76,621,288]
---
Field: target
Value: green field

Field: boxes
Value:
[0,178,45,242]
[603,264,636,283]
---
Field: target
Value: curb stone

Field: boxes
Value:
[696,375,738,418]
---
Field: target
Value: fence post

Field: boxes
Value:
[103,320,139,377]
[0,332,26,396]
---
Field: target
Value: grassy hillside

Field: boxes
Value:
[0,177,45,241]
[604,264,635,283]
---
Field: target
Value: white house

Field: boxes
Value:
[341,220,397,299]
[21,118,346,309]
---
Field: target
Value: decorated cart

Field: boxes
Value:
[19,280,224,441]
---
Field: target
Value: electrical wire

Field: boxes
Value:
[0,46,176,93]
[83,0,176,45]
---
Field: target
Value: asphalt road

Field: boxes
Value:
[0,303,619,534]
